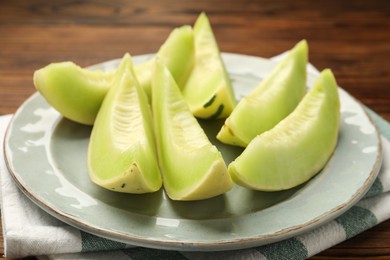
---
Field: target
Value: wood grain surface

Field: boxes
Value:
[0,0,389,259]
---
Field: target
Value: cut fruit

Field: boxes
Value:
[217,40,308,147]
[182,12,236,119]
[228,69,340,191]
[34,26,193,125]
[135,25,194,99]
[33,61,115,125]
[152,60,232,201]
[88,54,162,194]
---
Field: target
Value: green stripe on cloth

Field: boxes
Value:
[335,205,377,239]
[256,237,308,260]
[81,231,127,252]
[364,178,384,198]
[122,247,187,260]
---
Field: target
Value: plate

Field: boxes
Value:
[4,53,382,251]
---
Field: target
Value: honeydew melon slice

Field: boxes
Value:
[152,60,232,201]
[88,54,162,193]
[217,40,308,147]
[135,25,194,99]
[34,25,193,125]
[182,12,236,119]
[228,69,340,191]
[33,61,115,125]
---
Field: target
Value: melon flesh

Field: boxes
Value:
[182,12,236,119]
[228,69,340,191]
[152,60,232,201]
[34,25,194,125]
[33,61,115,125]
[135,25,194,100]
[217,40,308,147]
[88,54,162,193]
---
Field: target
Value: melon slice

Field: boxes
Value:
[152,60,232,201]
[228,69,340,191]
[33,61,115,125]
[135,25,194,99]
[217,40,308,147]
[182,12,236,119]
[34,25,193,125]
[88,54,162,193]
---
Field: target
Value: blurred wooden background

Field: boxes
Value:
[0,0,389,259]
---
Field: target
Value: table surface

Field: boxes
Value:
[1,0,389,259]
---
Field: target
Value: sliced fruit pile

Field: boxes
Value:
[33,12,340,200]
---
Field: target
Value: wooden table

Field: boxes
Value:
[1,0,389,259]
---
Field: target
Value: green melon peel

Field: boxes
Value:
[217,40,308,147]
[88,54,162,193]
[228,69,340,191]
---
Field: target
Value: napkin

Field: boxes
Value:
[1,64,390,260]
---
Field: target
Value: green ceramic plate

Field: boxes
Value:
[4,53,382,251]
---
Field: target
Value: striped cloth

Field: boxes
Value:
[1,109,389,260]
